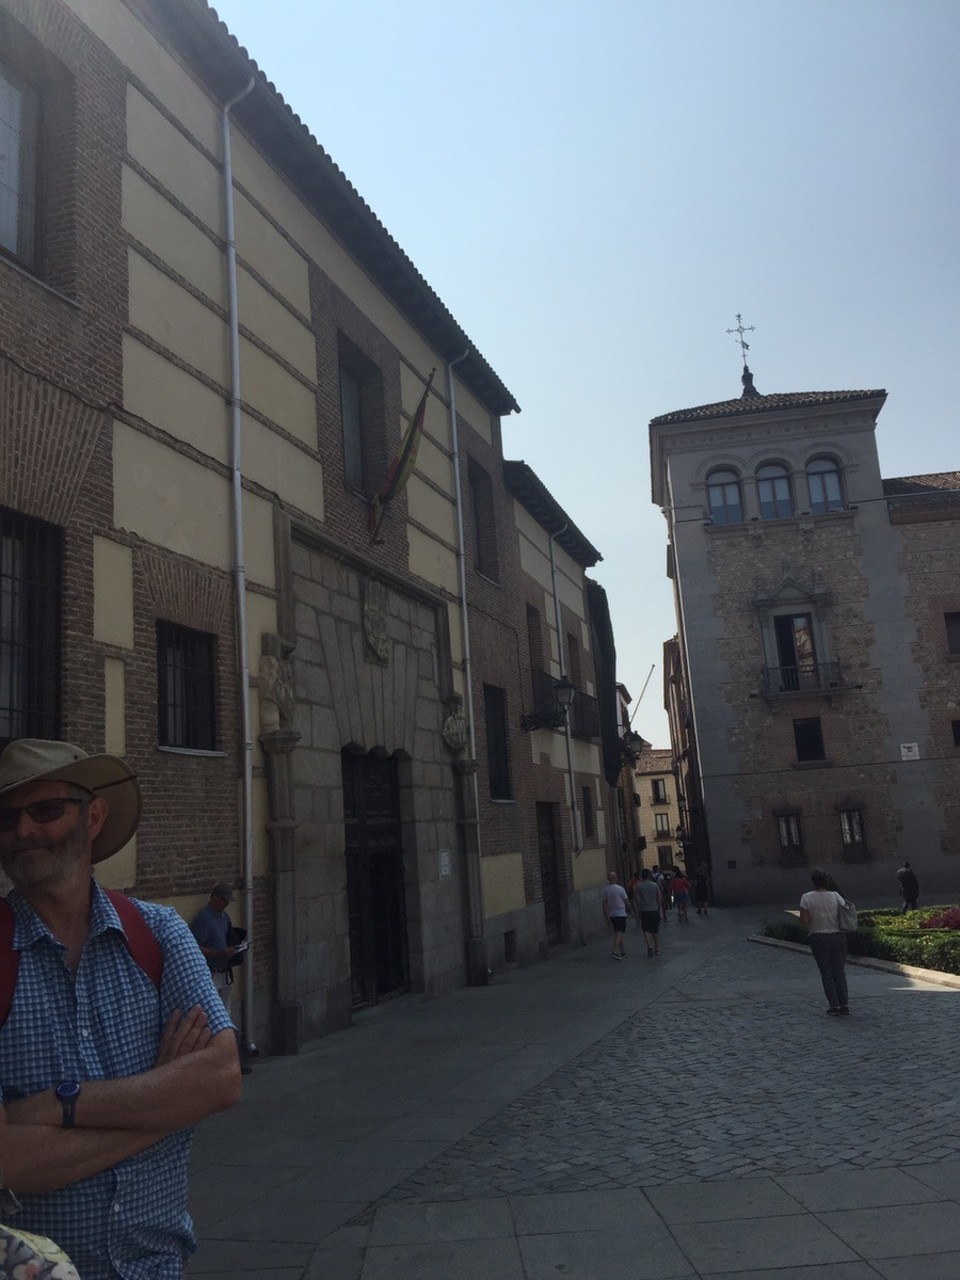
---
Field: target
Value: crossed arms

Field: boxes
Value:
[0,1006,241,1195]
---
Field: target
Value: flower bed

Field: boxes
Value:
[761,906,960,975]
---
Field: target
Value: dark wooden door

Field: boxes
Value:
[342,751,408,1008]
[537,801,563,946]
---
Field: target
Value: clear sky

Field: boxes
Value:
[212,0,959,744]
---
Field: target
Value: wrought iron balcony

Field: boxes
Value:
[762,662,845,696]
[570,690,601,740]
[521,669,568,731]
[520,671,600,737]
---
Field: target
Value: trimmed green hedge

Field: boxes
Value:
[762,906,960,975]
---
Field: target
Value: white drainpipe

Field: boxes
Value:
[222,76,256,1053]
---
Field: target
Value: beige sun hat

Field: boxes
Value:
[0,739,141,863]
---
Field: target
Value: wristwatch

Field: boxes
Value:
[55,1080,81,1129]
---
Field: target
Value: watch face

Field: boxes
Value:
[56,1081,81,1101]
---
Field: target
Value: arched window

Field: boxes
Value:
[807,457,844,514]
[706,469,742,525]
[757,463,793,519]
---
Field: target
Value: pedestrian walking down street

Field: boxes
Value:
[601,870,630,959]
[672,870,691,922]
[799,868,850,1015]
[896,860,919,913]
[694,865,709,916]
[635,869,662,957]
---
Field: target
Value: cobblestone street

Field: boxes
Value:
[190,909,960,1278]
[388,937,960,1203]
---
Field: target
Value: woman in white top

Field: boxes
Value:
[799,868,850,1015]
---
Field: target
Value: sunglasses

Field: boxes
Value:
[0,798,86,833]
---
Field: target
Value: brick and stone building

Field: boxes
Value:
[0,0,624,1051]
[650,370,960,905]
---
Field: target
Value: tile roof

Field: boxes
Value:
[502,461,602,567]
[882,473,960,496]
[650,389,886,426]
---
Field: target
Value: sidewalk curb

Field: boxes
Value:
[748,932,960,990]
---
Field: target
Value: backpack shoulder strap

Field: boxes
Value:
[0,899,18,1032]
[105,889,164,990]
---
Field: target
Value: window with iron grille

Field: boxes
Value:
[582,785,595,839]
[0,507,61,747]
[157,621,217,750]
[840,809,864,846]
[778,813,803,853]
[482,683,511,800]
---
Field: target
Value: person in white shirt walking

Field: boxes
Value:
[799,868,850,1015]
[601,870,630,960]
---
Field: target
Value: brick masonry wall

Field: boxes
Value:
[0,1,252,942]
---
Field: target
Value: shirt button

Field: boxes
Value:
[81,1028,91,1038]
[113,1204,121,1213]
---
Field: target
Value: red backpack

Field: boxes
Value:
[0,889,163,1029]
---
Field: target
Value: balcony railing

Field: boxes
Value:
[520,671,600,738]
[570,690,601,740]
[762,662,844,696]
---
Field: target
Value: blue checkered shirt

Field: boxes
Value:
[0,882,233,1278]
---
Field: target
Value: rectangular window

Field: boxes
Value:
[483,684,511,800]
[778,813,803,852]
[0,61,38,268]
[840,809,864,846]
[581,785,595,839]
[655,812,671,835]
[337,336,385,498]
[793,717,825,762]
[0,507,60,746]
[657,845,673,863]
[157,621,217,750]
[775,614,818,689]
[953,720,960,747]
[468,458,499,581]
[651,778,668,804]
[339,363,363,492]
[945,613,960,656]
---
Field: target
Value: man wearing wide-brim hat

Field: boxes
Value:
[0,739,241,1278]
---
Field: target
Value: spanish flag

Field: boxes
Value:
[368,368,435,541]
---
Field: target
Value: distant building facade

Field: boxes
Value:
[650,375,960,904]
[632,748,684,873]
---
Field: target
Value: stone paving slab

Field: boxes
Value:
[871,1255,960,1280]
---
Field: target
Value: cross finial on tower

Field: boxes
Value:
[726,313,755,367]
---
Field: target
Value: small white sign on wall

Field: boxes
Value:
[899,742,920,762]
[438,849,452,878]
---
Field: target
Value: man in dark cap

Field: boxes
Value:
[191,882,242,1011]
[0,738,241,1278]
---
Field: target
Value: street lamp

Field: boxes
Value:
[520,673,576,731]
[554,674,575,713]
[620,729,648,763]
